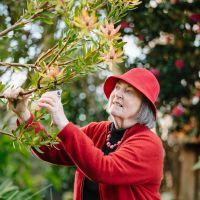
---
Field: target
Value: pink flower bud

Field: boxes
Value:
[196,26,200,34]
[170,0,179,4]
[164,35,172,44]
[150,68,160,77]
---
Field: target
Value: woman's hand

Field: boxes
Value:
[37,91,69,130]
[3,87,31,122]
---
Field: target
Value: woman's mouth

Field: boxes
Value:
[113,101,123,107]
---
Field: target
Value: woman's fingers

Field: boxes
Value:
[37,95,60,112]
[38,96,56,107]
[41,92,60,102]
[4,87,23,99]
[38,92,62,112]
[37,101,53,112]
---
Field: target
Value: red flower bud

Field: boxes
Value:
[195,91,200,97]
[138,34,144,41]
[189,13,200,22]
[120,20,130,29]
[172,105,185,117]
[175,59,185,69]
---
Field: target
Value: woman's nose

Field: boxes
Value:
[115,89,123,98]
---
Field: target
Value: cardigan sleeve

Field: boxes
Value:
[22,115,102,166]
[31,121,99,166]
[58,122,164,185]
[16,114,74,166]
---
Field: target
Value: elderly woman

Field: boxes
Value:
[5,68,163,200]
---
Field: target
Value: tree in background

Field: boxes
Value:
[122,0,200,139]
[119,0,200,198]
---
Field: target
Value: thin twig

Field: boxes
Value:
[58,58,79,66]
[0,62,37,69]
[0,2,55,38]
[24,184,52,200]
[47,38,71,69]
[0,20,27,37]
[35,43,59,66]
[0,130,16,139]
[37,37,73,88]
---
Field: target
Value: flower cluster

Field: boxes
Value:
[101,47,123,69]
[108,0,140,8]
[99,21,124,67]
[122,0,141,7]
[74,9,98,32]
[100,21,121,42]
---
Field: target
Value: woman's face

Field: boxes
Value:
[108,80,143,122]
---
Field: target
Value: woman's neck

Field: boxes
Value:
[111,115,138,129]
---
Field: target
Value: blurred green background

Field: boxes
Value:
[0,0,199,199]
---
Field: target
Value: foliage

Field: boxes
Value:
[0,0,140,147]
[1,0,198,198]
[0,179,44,200]
[0,0,140,199]
[121,0,200,140]
[119,0,200,190]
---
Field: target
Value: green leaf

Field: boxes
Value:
[40,114,50,121]
[27,0,33,14]
[28,72,40,87]
[74,6,80,17]
[0,99,6,106]
[193,158,200,170]
[41,11,55,19]
[33,146,44,154]
[34,17,54,25]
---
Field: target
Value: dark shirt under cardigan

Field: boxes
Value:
[83,123,126,200]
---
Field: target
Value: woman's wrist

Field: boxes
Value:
[57,117,69,131]
[17,109,31,123]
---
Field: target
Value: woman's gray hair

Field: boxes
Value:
[136,98,155,129]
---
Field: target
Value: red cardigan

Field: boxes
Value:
[30,118,163,200]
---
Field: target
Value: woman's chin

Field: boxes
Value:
[109,109,122,118]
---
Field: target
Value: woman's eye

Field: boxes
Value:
[126,89,133,94]
[115,85,120,90]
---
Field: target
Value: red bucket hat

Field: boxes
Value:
[103,68,160,118]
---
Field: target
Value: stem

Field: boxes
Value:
[0,20,27,37]
[35,43,59,66]
[0,59,103,99]
[0,3,55,38]
[46,38,71,69]
[0,130,16,139]
[58,58,79,66]
[0,62,37,69]
[37,37,74,88]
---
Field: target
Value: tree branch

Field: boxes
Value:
[0,130,16,139]
[0,20,27,37]
[0,2,55,38]
[0,62,37,69]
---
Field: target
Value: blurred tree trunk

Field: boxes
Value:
[164,140,200,200]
